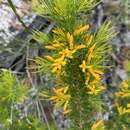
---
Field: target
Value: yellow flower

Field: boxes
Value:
[59,44,86,59]
[79,60,87,73]
[59,48,74,58]
[91,120,105,130]
[86,35,93,46]
[67,31,86,51]
[52,43,63,48]
[85,65,103,82]
[87,43,96,63]
[45,42,63,50]
[117,105,130,115]
[89,43,96,53]
[67,32,74,50]
[121,80,129,90]
[115,80,130,98]
[88,85,98,95]
[89,68,103,81]
[85,72,91,85]
[115,91,130,97]
[63,108,71,114]
[45,56,55,62]
[79,60,103,82]
[45,56,65,74]
[45,45,57,50]
[75,44,86,51]
[125,109,130,113]
[74,24,89,36]
[87,81,105,95]
[50,87,70,114]
[127,104,130,108]
[52,57,66,74]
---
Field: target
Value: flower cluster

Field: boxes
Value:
[50,87,70,114]
[44,24,88,76]
[108,79,130,129]
[115,80,130,97]
[40,23,108,101]
[115,80,130,115]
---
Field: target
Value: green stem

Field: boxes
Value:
[7,0,30,33]
[76,88,84,129]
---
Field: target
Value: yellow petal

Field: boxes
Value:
[85,72,91,85]
[117,106,127,115]
[52,66,61,73]
[79,60,87,73]
[115,92,124,97]
[89,43,96,53]
[63,100,69,111]
[75,44,86,50]
[67,32,71,40]
[55,87,65,93]
[52,43,63,48]
[63,86,69,93]
[60,49,73,58]
[86,35,93,46]
[88,87,97,95]
[45,56,55,62]
[74,25,89,36]
[86,44,96,63]
[45,45,57,50]
[89,69,100,80]
[87,52,93,63]
[94,70,103,75]
[67,32,74,50]
[63,108,70,114]
[122,93,130,97]
[125,109,130,113]
[50,96,58,100]
[91,120,104,130]
[121,80,129,89]
[127,104,130,108]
